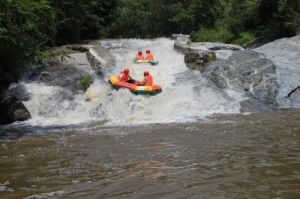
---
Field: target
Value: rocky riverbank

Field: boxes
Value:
[173,34,300,111]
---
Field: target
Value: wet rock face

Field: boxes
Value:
[172,34,191,54]
[173,34,241,69]
[203,50,278,105]
[184,51,216,70]
[86,46,115,77]
[254,35,300,107]
[37,64,89,94]
[0,94,31,124]
[34,43,115,94]
[8,84,31,101]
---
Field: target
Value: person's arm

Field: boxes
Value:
[137,78,146,86]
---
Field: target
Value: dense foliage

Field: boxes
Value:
[0,0,55,87]
[1,0,300,89]
[109,0,221,38]
[50,0,117,44]
[192,0,300,43]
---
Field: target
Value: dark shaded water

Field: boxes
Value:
[0,110,300,199]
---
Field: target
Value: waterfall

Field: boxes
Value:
[21,38,243,125]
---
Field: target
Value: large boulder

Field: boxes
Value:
[203,50,278,105]
[192,42,243,51]
[8,83,31,101]
[254,35,300,107]
[37,63,89,94]
[87,46,115,77]
[88,46,115,68]
[172,34,191,54]
[173,34,243,69]
[172,34,243,53]
[0,94,31,124]
[184,50,216,70]
[46,43,115,78]
[35,43,115,93]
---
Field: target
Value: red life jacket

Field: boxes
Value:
[145,53,154,61]
[136,54,144,60]
[145,75,153,86]
[119,73,129,81]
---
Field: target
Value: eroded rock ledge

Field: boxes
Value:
[31,43,115,94]
[172,34,243,70]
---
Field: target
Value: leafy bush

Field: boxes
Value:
[191,26,234,43]
[79,74,93,91]
[231,31,256,45]
[0,0,56,87]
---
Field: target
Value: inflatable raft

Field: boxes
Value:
[134,59,158,65]
[108,76,162,95]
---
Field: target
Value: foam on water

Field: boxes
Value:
[22,38,243,126]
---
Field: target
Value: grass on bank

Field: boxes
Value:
[191,26,256,46]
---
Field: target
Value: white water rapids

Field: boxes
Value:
[21,38,244,126]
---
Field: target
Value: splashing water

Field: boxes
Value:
[22,38,243,126]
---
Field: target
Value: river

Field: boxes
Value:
[0,110,300,198]
[0,38,300,198]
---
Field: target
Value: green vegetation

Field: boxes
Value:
[1,0,300,91]
[79,74,93,91]
[0,0,55,88]
[231,32,256,45]
[191,26,234,43]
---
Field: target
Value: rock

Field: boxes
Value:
[37,65,89,94]
[195,42,243,51]
[54,43,115,76]
[62,44,115,77]
[280,87,300,107]
[203,50,278,105]
[8,83,31,101]
[254,35,300,107]
[173,34,191,53]
[239,98,277,112]
[215,50,234,60]
[173,34,243,53]
[34,43,116,93]
[184,51,216,70]
[0,94,31,124]
[173,34,243,69]
[87,46,115,77]
[89,46,115,68]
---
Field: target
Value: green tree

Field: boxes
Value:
[110,0,221,38]
[50,0,117,44]
[0,0,56,88]
[229,0,300,40]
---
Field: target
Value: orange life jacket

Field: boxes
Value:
[145,75,153,86]
[145,53,154,61]
[136,54,144,60]
[119,73,129,81]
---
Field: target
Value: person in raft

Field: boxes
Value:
[119,68,135,83]
[136,70,153,86]
[145,49,154,61]
[136,50,144,61]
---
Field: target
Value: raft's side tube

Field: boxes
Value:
[134,59,158,65]
[109,76,162,95]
